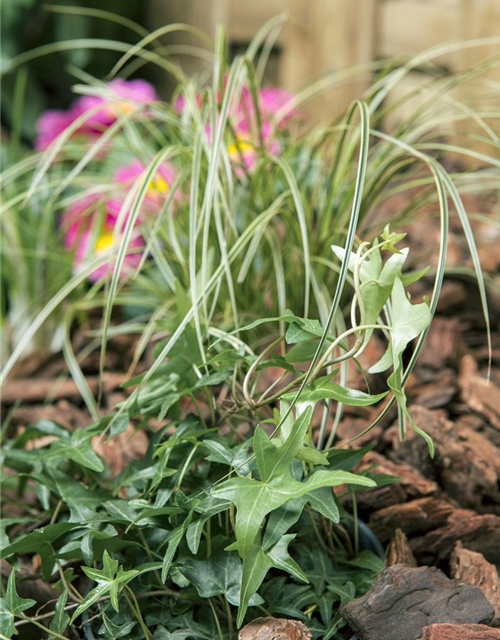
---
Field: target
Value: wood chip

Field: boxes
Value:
[460,355,500,430]
[418,317,462,370]
[341,564,494,640]
[386,529,417,567]
[239,617,312,640]
[92,424,148,478]
[419,623,500,639]
[386,405,500,509]
[353,451,439,511]
[369,498,456,543]
[411,511,500,565]
[450,542,500,626]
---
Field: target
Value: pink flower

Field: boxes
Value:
[259,87,296,127]
[174,83,296,177]
[112,159,179,210]
[63,194,143,281]
[35,109,79,151]
[35,78,158,150]
[174,92,203,114]
[235,86,297,134]
[77,78,158,130]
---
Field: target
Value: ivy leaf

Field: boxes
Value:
[109,411,130,437]
[332,243,411,349]
[285,319,328,344]
[49,590,70,639]
[71,551,138,622]
[282,377,387,406]
[369,277,433,453]
[391,283,431,359]
[213,410,375,557]
[263,498,306,550]
[380,224,407,253]
[370,277,432,374]
[307,487,340,523]
[162,521,190,583]
[0,572,36,638]
[388,366,435,456]
[100,611,137,638]
[238,535,307,627]
[180,541,263,607]
[254,406,314,483]
[0,522,79,580]
[48,429,104,472]
[186,498,230,554]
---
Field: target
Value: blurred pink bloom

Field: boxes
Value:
[35,109,79,151]
[174,92,203,114]
[63,194,143,281]
[235,86,297,134]
[35,78,158,150]
[227,132,280,176]
[174,83,296,176]
[113,159,180,210]
[259,87,296,127]
[77,78,158,130]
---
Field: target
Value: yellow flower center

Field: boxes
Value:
[94,231,115,253]
[228,138,255,158]
[106,101,136,119]
[148,175,169,195]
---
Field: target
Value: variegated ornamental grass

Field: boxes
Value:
[0,12,499,640]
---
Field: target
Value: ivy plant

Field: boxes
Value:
[1,233,432,639]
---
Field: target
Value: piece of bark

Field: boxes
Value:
[239,617,312,640]
[419,623,500,639]
[369,498,456,543]
[418,317,462,370]
[435,281,468,313]
[386,405,500,509]
[8,400,89,431]
[411,511,500,565]
[407,368,458,410]
[386,529,417,567]
[1,373,127,405]
[450,542,500,626]
[341,564,494,640]
[92,424,148,478]
[335,418,383,448]
[353,451,439,511]
[460,355,500,431]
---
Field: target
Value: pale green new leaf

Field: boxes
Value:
[282,377,387,406]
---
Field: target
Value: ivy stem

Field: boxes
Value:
[50,499,63,525]
[253,324,391,410]
[243,336,284,408]
[18,614,71,640]
[224,596,234,640]
[208,598,224,640]
[125,586,152,640]
[14,590,179,628]
[306,505,334,557]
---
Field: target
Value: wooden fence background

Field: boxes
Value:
[147,0,500,124]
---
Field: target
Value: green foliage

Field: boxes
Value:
[0,231,436,637]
